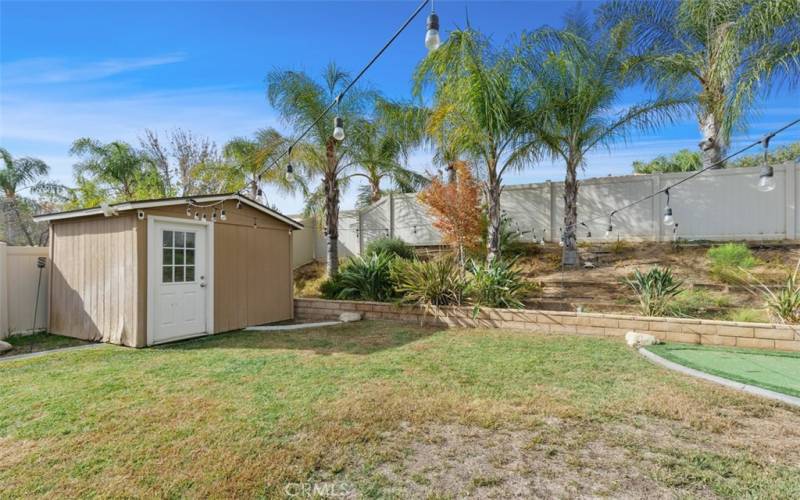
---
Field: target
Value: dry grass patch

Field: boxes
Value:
[1,322,799,497]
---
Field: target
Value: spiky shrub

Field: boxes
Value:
[707,243,758,284]
[364,237,416,261]
[466,258,527,312]
[392,256,465,307]
[762,261,800,325]
[327,252,397,302]
[626,267,683,317]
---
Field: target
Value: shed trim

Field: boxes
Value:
[33,193,304,230]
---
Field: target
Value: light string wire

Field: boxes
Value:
[244,0,432,190]
[561,116,800,235]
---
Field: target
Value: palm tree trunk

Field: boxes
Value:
[699,112,723,169]
[485,160,502,263]
[324,139,340,276]
[370,180,381,204]
[562,157,579,267]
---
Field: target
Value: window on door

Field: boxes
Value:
[162,230,196,283]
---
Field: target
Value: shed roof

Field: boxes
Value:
[33,193,304,230]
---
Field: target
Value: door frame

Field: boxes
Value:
[146,214,214,346]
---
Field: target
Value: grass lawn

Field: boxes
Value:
[1,332,90,357]
[647,343,800,398]
[1,322,799,498]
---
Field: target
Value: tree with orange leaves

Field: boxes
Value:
[418,161,483,267]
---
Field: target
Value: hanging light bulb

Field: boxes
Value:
[193,211,200,221]
[201,213,207,222]
[286,146,294,182]
[333,116,345,141]
[757,134,776,192]
[236,200,242,209]
[663,189,674,226]
[604,213,615,239]
[211,208,217,223]
[558,228,564,247]
[186,205,192,217]
[220,208,227,221]
[425,12,440,51]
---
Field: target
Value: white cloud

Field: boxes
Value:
[0,54,186,85]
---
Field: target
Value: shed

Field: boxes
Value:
[33,193,303,347]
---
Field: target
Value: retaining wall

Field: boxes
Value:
[294,298,800,352]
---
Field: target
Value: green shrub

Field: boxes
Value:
[707,243,758,283]
[466,258,528,311]
[328,252,396,302]
[726,308,770,323]
[392,256,465,307]
[626,267,683,317]
[364,237,416,260]
[667,289,730,318]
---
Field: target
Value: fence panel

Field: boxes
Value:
[0,245,49,337]
[289,162,800,260]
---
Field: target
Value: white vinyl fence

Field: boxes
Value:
[293,162,800,261]
[0,243,49,338]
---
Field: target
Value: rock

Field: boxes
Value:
[583,261,596,269]
[339,312,362,323]
[0,340,12,353]
[625,331,659,347]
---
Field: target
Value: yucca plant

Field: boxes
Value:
[466,258,527,314]
[392,256,465,307]
[759,260,800,325]
[626,267,683,317]
[330,252,396,302]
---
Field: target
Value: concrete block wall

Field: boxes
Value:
[294,298,800,352]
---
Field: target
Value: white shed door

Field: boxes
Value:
[152,222,207,343]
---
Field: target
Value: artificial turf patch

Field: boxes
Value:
[647,344,800,398]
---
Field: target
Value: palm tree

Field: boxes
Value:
[599,0,800,169]
[219,128,300,204]
[518,18,689,266]
[267,62,372,275]
[0,148,59,245]
[348,116,428,206]
[70,138,163,200]
[413,29,539,262]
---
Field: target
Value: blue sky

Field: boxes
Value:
[1,0,798,213]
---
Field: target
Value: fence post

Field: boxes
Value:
[0,242,7,338]
[653,174,662,242]
[388,193,395,239]
[548,180,556,242]
[785,162,796,240]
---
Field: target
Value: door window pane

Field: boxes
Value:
[175,231,185,248]
[174,249,185,265]
[185,249,195,265]
[162,231,173,247]
[162,266,173,283]
[163,249,173,265]
[185,232,195,248]
[185,266,195,281]
[174,266,184,282]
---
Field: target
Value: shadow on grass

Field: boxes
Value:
[158,321,443,355]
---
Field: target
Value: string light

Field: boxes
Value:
[286,146,294,181]
[758,134,776,192]
[333,96,345,141]
[211,208,217,223]
[201,213,207,222]
[425,2,440,51]
[193,211,200,221]
[581,222,591,238]
[220,208,227,221]
[604,213,615,240]
[663,189,674,226]
[186,205,192,217]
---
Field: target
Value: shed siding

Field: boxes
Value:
[134,202,294,338]
[49,214,139,346]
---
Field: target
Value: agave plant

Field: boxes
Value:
[466,258,527,313]
[757,260,800,326]
[626,267,683,317]
[392,256,465,307]
[328,252,396,302]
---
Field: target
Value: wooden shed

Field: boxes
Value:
[33,194,303,347]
